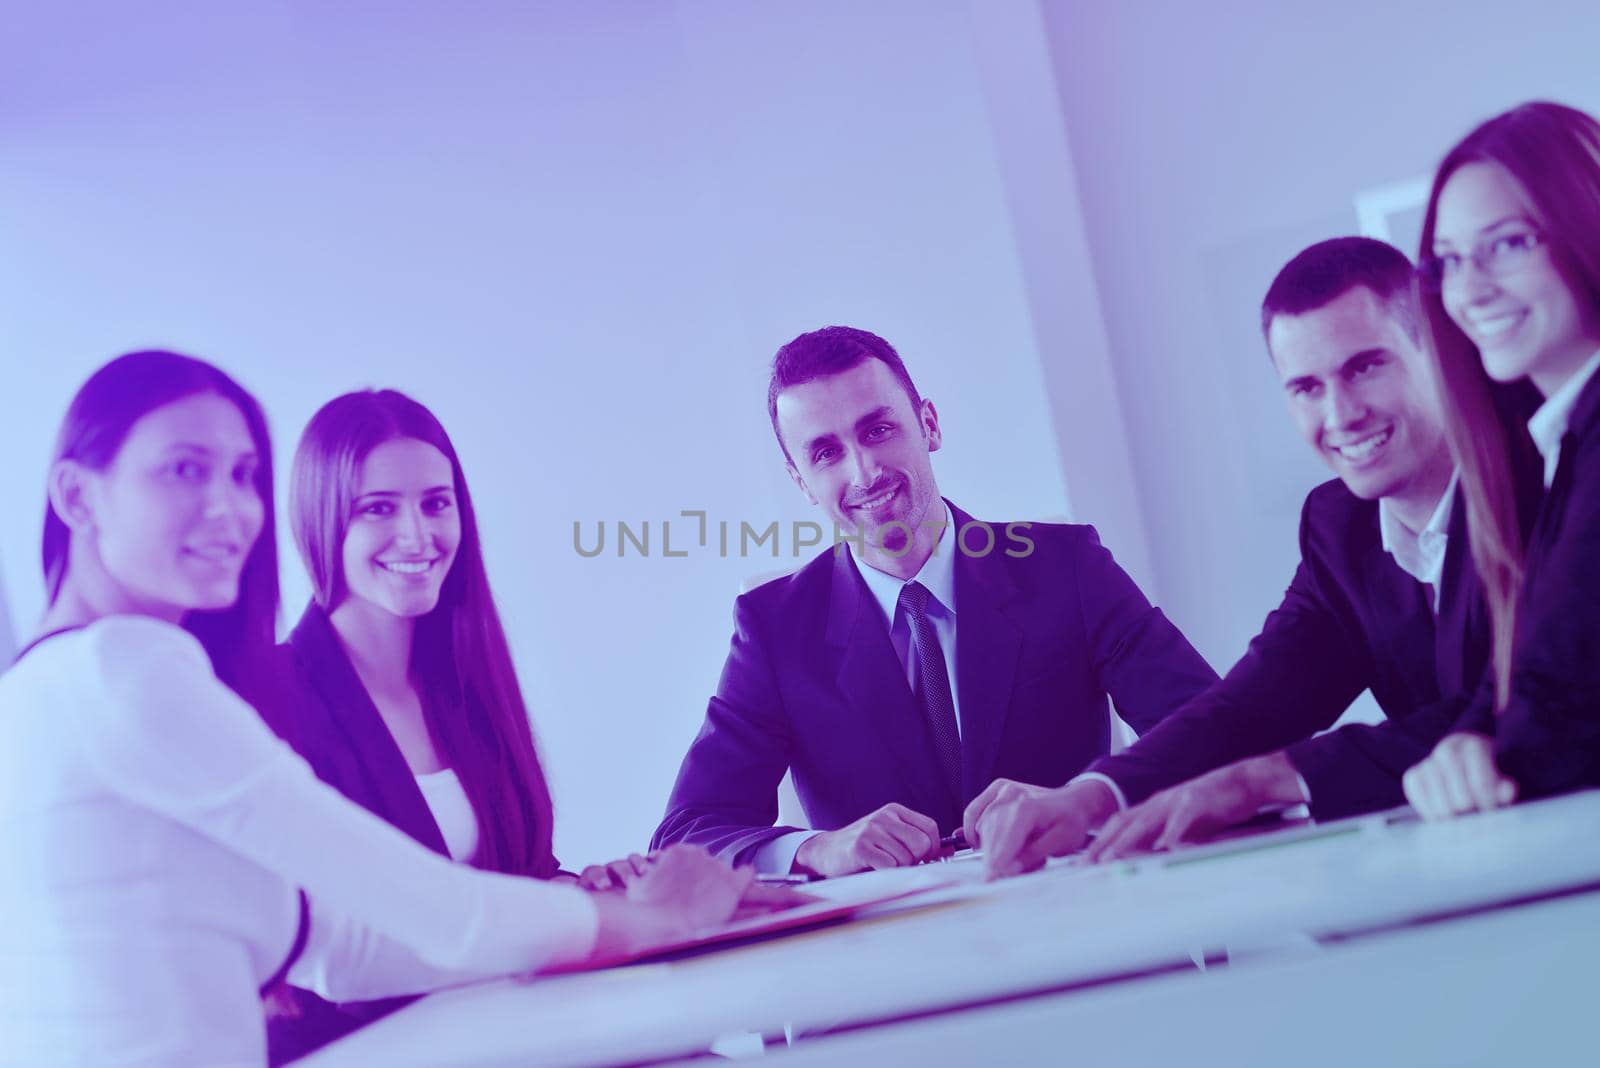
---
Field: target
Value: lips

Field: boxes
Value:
[1467,309,1528,343]
[182,544,242,566]
[846,481,901,513]
[1328,426,1394,465]
[378,558,441,575]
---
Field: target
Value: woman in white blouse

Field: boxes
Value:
[0,351,750,1068]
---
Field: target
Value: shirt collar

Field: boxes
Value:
[1528,347,1600,488]
[1377,468,1458,588]
[854,501,957,628]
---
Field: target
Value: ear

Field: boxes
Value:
[47,459,98,533]
[920,399,943,453]
[786,462,818,505]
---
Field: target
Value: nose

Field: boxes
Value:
[1325,380,1369,431]
[393,503,426,550]
[203,473,257,528]
[842,443,883,490]
[1453,255,1502,304]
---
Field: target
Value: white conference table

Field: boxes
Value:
[301,790,1600,1067]
[773,887,1600,1067]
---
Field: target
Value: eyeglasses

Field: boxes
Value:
[1417,229,1546,291]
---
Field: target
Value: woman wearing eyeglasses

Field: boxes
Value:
[1402,101,1600,818]
[0,352,752,1067]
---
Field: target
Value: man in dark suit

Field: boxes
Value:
[972,236,1537,876]
[651,326,1218,877]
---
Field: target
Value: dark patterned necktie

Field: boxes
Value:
[898,581,962,801]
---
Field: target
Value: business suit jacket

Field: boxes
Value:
[651,502,1219,862]
[1088,478,1493,820]
[1457,369,1600,796]
[259,603,451,1064]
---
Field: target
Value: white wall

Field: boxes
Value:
[0,2,1082,865]
[1040,0,1600,668]
[12,1,1580,865]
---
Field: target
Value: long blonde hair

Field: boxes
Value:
[1418,101,1600,708]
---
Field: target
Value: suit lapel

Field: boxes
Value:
[1433,491,1478,695]
[948,505,1022,802]
[1360,538,1438,701]
[290,604,450,857]
[1524,371,1600,585]
[824,548,952,819]
[1440,482,1497,693]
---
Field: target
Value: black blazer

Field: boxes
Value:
[651,501,1219,862]
[260,604,450,1064]
[1089,478,1493,820]
[1459,368,1600,795]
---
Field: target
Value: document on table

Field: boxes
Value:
[541,877,964,973]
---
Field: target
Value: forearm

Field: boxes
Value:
[293,900,513,1001]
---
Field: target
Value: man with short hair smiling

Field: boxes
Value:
[971,236,1539,876]
[652,326,1218,877]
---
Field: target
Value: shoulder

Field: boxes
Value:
[1292,480,1386,593]
[986,517,1100,552]
[734,546,837,619]
[957,514,1106,576]
[1301,478,1376,539]
[1,617,207,718]
[82,615,211,673]
[17,617,223,728]
[64,618,217,708]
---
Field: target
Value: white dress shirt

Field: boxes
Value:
[1378,469,1459,612]
[0,617,598,1067]
[755,506,960,873]
[1529,348,1600,488]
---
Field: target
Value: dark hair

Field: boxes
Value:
[42,350,280,699]
[1260,236,1421,342]
[290,389,557,878]
[1419,101,1600,709]
[767,326,924,462]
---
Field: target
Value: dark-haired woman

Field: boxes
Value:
[1403,101,1600,817]
[0,352,751,1068]
[265,388,598,1059]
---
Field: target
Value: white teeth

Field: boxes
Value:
[380,560,433,574]
[1334,427,1393,462]
[854,488,897,509]
[1472,311,1524,339]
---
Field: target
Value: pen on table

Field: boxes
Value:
[755,872,815,885]
[939,830,967,853]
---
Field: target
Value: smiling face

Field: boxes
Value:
[1269,286,1453,517]
[75,392,264,620]
[338,437,461,620]
[776,358,943,569]
[1434,161,1600,395]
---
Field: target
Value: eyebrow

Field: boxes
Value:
[853,406,897,432]
[1282,349,1388,391]
[800,431,840,458]
[1339,347,1389,372]
[1434,214,1534,247]
[353,485,453,500]
[800,406,899,457]
[166,442,257,461]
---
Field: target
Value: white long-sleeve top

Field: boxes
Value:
[0,616,598,1068]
